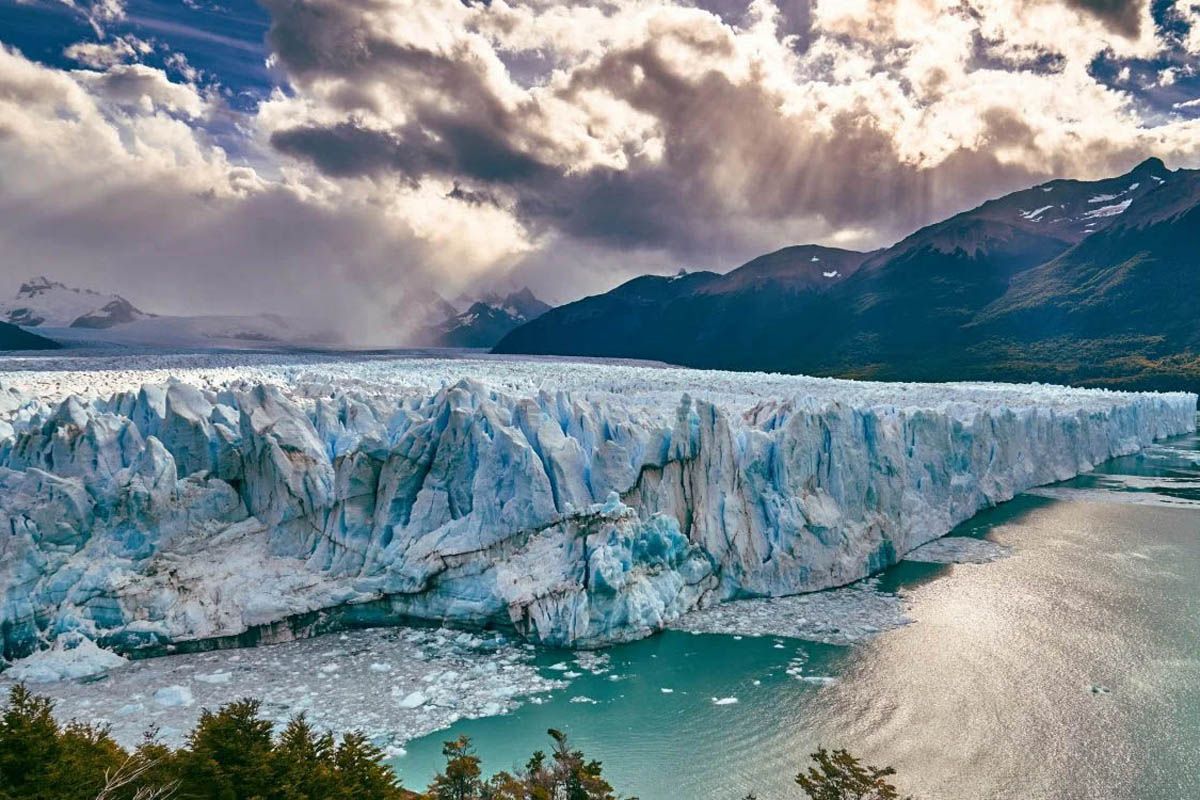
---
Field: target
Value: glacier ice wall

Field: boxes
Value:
[0,356,1194,657]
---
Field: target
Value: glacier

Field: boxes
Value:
[0,353,1194,663]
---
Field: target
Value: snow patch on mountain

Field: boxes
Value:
[0,354,1193,660]
[1019,205,1055,222]
[0,277,148,329]
[1081,199,1134,219]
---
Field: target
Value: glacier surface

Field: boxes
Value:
[0,353,1194,661]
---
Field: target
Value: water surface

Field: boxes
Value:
[395,431,1200,800]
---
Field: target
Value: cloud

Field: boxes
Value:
[55,0,127,37]
[63,34,152,68]
[0,44,530,343]
[254,0,1200,271]
[1062,0,1145,37]
[3,0,1200,334]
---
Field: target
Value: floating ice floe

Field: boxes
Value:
[573,652,611,675]
[904,537,1013,564]
[1025,487,1200,509]
[154,686,194,708]
[194,671,233,685]
[670,578,912,646]
[395,691,428,709]
[5,635,128,683]
[0,626,564,750]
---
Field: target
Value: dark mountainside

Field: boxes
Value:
[421,287,552,348]
[495,158,1200,392]
[0,321,60,351]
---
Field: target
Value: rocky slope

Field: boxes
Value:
[0,321,59,351]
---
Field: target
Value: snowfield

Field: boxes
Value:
[0,352,1194,664]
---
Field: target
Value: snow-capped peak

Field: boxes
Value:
[2,277,148,329]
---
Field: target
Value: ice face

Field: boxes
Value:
[0,354,1194,659]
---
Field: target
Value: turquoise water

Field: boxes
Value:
[392,431,1200,800]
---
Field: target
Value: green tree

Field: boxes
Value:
[176,699,275,800]
[0,685,65,799]
[0,687,634,800]
[794,747,908,800]
[46,721,127,800]
[269,715,338,800]
[331,731,409,800]
[426,736,483,800]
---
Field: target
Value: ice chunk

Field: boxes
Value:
[5,636,127,683]
[195,671,233,685]
[395,691,428,709]
[154,685,194,707]
[905,537,1011,564]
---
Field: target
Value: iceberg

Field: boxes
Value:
[0,354,1194,661]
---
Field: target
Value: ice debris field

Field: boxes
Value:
[0,352,1194,676]
[3,626,564,751]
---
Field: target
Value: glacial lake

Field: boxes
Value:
[392,429,1200,800]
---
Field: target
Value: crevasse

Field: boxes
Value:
[0,357,1194,660]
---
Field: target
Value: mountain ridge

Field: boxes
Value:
[495,158,1200,392]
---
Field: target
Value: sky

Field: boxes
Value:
[2,0,1200,341]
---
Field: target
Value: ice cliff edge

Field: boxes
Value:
[0,357,1194,660]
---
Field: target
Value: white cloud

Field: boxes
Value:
[63,34,152,68]
[4,0,1200,330]
[0,45,531,343]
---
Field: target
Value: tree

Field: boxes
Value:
[500,730,618,800]
[0,688,626,800]
[0,685,64,799]
[426,736,484,800]
[269,715,338,800]
[46,721,127,800]
[331,731,409,800]
[794,747,909,800]
[175,699,275,800]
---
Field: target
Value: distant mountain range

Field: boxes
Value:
[0,277,330,351]
[0,277,149,329]
[496,157,1200,393]
[0,275,551,352]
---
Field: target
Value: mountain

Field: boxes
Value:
[0,277,149,329]
[496,158,1200,391]
[0,278,340,350]
[961,164,1200,390]
[0,320,60,350]
[496,247,869,369]
[420,287,551,348]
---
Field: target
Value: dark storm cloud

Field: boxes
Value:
[270,119,547,182]
[1063,0,1145,37]
[255,0,1198,266]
